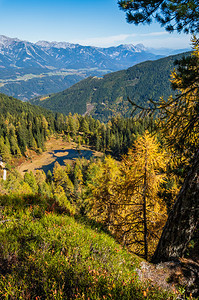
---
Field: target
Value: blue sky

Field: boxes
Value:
[0,0,192,49]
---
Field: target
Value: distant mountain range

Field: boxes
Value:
[0,35,190,100]
[30,51,191,122]
[0,35,159,70]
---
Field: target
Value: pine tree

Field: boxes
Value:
[73,158,84,198]
[46,170,53,183]
[0,137,11,161]
[16,123,28,154]
[118,0,199,34]
[10,135,22,157]
[80,118,90,134]
[157,37,199,158]
[152,149,199,262]
[118,0,199,262]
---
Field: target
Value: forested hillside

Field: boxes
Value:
[0,93,181,299]
[0,130,196,298]
[0,93,151,163]
[0,0,199,298]
[0,92,188,263]
[0,40,198,297]
[30,51,191,122]
[0,93,59,160]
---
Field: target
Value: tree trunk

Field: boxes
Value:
[152,150,199,263]
[143,151,148,260]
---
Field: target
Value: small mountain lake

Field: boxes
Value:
[39,148,95,173]
[17,140,103,176]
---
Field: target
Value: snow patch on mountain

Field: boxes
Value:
[0,35,21,47]
[0,34,189,74]
[36,40,77,49]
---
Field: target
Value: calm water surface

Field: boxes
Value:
[38,149,94,173]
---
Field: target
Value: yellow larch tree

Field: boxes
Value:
[88,156,121,229]
[118,131,168,260]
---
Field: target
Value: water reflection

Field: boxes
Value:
[37,149,94,174]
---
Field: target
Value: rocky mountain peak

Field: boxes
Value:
[36,40,77,49]
[115,43,147,52]
[0,35,21,47]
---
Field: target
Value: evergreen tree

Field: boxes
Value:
[158,37,199,157]
[0,137,11,161]
[80,118,90,134]
[46,170,53,183]
[118,0,199,262]
[152,149,199,262]
[118,0,199,34]
[10,135,22,157]
[16,123,28,154]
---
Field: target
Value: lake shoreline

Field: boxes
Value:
[16,136,103,175]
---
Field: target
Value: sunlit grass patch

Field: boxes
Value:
[0,194,175,299]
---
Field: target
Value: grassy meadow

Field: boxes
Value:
[0,194,175,300]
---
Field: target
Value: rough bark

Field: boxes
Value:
[152,150,199,263]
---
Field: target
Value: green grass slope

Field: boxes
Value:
[30,52,191,122]
[0,194,174,299]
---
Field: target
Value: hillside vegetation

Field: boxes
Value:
[0,191,176,300]
[1,0,199,297]
[0,93,59,160]
[0,88,197,298]
[0,92,152,163]
[0,42,198,298]
[0,128,194,298]
[30,52,191,122]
